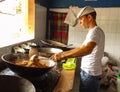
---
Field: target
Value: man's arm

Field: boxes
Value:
[50,42,96,62]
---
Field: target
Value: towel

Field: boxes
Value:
[64,6,80,27]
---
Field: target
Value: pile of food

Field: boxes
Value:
[12,55,54,68]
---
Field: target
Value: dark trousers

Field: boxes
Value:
[79,70,101,92]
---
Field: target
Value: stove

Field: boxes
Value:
[0,68,60,92]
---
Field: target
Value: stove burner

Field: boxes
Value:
[25,69,60,92]
[0,68,60,92]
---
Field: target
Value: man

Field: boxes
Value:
[51,6,105,92]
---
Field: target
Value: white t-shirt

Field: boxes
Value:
[81,26,105,76]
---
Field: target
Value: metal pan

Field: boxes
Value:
[0,75,36,92]
[1,53,56,77]
[40,40,74,51]
[39,47,63,57]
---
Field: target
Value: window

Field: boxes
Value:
[0,0,35,47]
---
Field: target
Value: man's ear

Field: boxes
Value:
[87,14,93,20]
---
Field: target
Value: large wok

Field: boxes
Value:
[1,48,63,77]
[39,47,63,57]
[1,53,56,77]
[40,40,74,51]
[0,75,35,92]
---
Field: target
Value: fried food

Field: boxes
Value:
[13,56,50,68]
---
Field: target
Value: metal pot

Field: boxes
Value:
[1,53,56,77]
[0,75,35,92]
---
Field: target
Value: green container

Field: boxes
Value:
[117,74,120,92]
[117,74,120,79]
[62,58,76,70]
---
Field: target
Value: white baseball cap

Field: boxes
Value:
[76,6,96,19]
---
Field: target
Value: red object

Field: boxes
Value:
[108,65,114,71]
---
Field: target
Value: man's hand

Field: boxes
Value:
[50,52,63,62]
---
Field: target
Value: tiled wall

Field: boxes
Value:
[68,7,120,64]
[34,4,47,44]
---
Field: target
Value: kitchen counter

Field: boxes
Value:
[0,57,80,92]
[53,58,79,92]
[54,69,75,92]
[55,58,81,92]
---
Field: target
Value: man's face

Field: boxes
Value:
[78,15,90,29]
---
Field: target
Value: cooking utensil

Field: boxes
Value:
[29,54,38,61]
[1,53,56,77]
[29,45,39,58]
[0,75,36,92]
